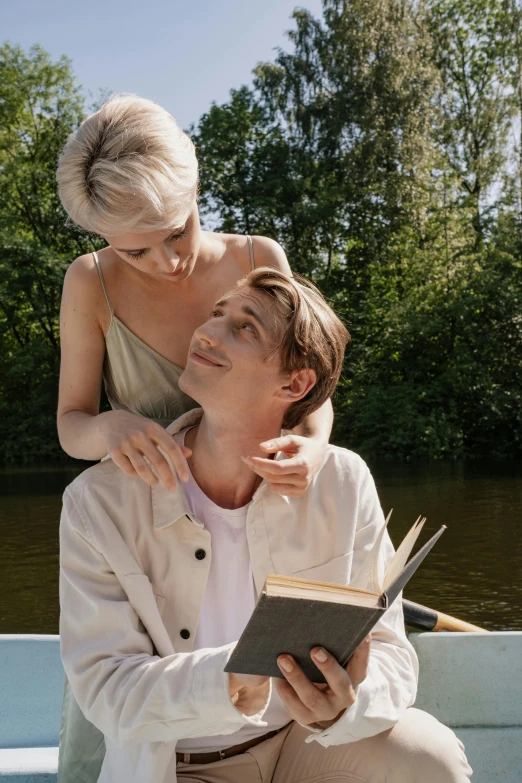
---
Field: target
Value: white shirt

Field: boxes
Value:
[59,408,419,783]
[174,426,291,751]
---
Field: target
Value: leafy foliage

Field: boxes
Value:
[0,44,92,462]
[193,0,522,459]
[2,2,522,462]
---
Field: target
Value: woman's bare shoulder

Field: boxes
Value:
[205,230,292,276]
[250,235,291,274]
[64,251,100,287]
[61,251,111,327]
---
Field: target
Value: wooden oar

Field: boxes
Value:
[402,599,488,632]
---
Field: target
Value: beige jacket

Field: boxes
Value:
[59,408,418,783]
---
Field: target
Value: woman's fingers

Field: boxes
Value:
[242,456,309,497]
[259,435,301,455]
[109,450,139,479]
[135,438,191,491]
[152,431,191,484]
[122,447,161,487]
[244,455,311,485]
[243,456,306,475]
[118,425,192,490]
[243,457,308,481]
[269,482,307,498]
[100,412,193,490]
[138,442,183,490]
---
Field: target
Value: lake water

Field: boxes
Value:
[1,460,521,634]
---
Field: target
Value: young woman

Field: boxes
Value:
[56,94,333,781]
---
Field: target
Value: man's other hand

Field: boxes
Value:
[228,672,270,717]
[275,634,372,729]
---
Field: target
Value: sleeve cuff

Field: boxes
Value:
[304,677,378,746]
[193,644,271,734]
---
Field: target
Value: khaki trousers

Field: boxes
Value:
[176,708,473,783]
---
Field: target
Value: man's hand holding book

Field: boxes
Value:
[226,519,446,728]
[228,633,371,729]
[275,633,372,729]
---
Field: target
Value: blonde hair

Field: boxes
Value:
[236,268,350,429]
[56,94,198,235]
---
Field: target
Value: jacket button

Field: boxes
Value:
[180,629,190,640]
[195,549,206,560]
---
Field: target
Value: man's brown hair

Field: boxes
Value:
[236,267,350,429]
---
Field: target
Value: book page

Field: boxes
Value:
[266,579,382,607]
[383,516,426,593]
[349,509,393,592]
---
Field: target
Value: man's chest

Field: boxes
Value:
[117,491,358,653]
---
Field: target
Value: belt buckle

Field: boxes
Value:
[219,749,226,760]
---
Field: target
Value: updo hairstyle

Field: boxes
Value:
[56,94,198,236]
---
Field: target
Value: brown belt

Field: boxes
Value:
[176,728,282,765]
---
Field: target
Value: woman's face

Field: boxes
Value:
[104,201,201,283]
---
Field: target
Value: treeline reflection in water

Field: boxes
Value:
[1,459,521,634]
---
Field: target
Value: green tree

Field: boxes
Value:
[427,0,516,246]
[0,44,88,461]
[2,3,521,463]
[195,0,522,460]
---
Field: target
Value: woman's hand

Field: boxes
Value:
[275,635,372,730]
[242,434,328,498]
[96,410,191,491]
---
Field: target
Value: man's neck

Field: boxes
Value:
[184,410,283,510]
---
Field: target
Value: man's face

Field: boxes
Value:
[179,287,288,416]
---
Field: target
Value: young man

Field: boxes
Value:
[59,269,472,783]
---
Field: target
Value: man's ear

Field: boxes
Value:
[277,368,317,403]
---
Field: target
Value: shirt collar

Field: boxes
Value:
[165,406,204,436]
[152,483,191,531]
[151,408,203,530]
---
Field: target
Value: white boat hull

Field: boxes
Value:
[0,632,521,782]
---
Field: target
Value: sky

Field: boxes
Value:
[2,0,325,130]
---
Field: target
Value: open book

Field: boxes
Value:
[225,516,446,683]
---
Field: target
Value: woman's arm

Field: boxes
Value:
[57,255,111,459]
[294,397,333,443]
[57,256,190,489]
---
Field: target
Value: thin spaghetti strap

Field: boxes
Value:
[246,235,255,270]
[93,251,114,318]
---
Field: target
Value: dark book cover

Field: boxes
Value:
[225,594,385,683]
